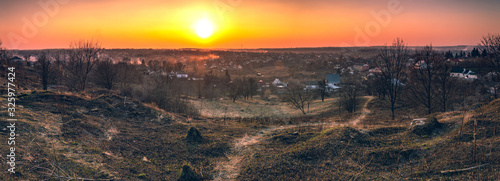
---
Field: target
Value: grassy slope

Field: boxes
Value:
[188,97,339,119]
[1,89,498,180]
[237,99,500,180]
[0,90,261,180]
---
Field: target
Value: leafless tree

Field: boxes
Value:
[408,45,441,114]
[147,60,161,71]
[340,84,358,113]
[64,40,102,91]
[23,53,31,63]
[0,40,10,64]
[36,52,53,90]
[51,50,66,85]
[480,33,500,99]
[282,84,315,115]
[247,77,258,99]
[375,38,410,120]
[435,57,456,112]
[317,80,328,102]
[368,74,388,100]
[227,79,242,103]
[240,77,258,100]
[94,57,119,90]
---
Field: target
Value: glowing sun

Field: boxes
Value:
[193,17,215,39]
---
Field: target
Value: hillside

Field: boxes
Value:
[1,90,498,180]
[236,99,500,180]
[0,90,263,180]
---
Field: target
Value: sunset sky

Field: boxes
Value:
[1,0,500,49]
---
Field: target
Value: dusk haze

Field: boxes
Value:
[1,0,500,49]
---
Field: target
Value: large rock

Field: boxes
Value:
[410,117,442,136]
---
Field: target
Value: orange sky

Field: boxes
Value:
[1,0,500,50]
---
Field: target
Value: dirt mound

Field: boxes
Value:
[18,90,86,113]
[61,117,105,139]
[370,126,407,136]
[288,126,368,161]
[454,119,500,142]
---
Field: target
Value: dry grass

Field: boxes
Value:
[2,89,498,180]
[188,97,339,118]
[234,98,500,180]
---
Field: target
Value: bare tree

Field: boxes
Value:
[375,38,410,120]
[0,40,10,64]
[227,79,241,103]
[368,74,388,100]
[435,57,456,112]
[51,50,66,85]
[64,40,102,91]
[36,52,53,90]
[23,53,31,63]
[317,79,328,102]
[282,84,315,115]
[408,45,441,114]
[94,58,119,90]
[239,77,258,100]
[339,84,358,113]
[480,33,500,99]
[247,77,258,99]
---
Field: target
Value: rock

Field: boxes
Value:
[410,117,442,136]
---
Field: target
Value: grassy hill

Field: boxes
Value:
[0,90,263,180]
[237,99,500,180]
[1,90,498,180]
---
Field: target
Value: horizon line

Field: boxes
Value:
[9,44,481,51]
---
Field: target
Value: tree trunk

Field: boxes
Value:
[391,101,395,120]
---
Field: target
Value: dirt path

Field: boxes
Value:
[213,96,374,180]
[351,96,374,126]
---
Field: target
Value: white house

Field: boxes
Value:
[272,78,287,88]
[326,74,341,90]
[304,81,320,90]
[450,67,477,80]
[176,71,188,79]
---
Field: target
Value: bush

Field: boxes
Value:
[186,127,203,143]
[145,88,200,116]
[177,165,200,181]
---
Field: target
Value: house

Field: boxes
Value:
[176,71,188,79]
[304,81,320,90]
[450,67,477,80]
[8,56,24,62]
[414,60,428,69]
[353,63,369,71]
[258,80,268,87]
[447,58,462,65]
[272,78,287,88]
[190,77,204,81]
[369,68,382,74]
[326,74,341,90]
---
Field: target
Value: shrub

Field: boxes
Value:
[186,127,203,143]
[177,165,200,181]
